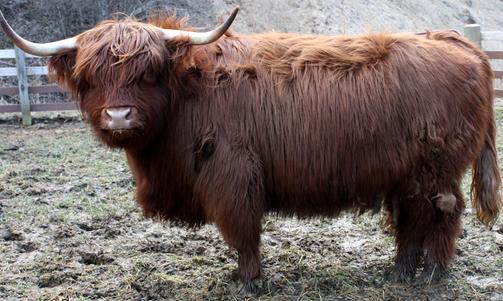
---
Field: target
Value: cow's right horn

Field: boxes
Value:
[0,10,78,56]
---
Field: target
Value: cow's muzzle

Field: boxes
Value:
[101,106,142,131]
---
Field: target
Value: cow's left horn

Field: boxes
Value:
[160,7,239,45]
[0,10,78,56]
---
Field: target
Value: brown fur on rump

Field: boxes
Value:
[48,14,501,287]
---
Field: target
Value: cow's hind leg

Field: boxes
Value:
[390,181,463,284]
[388,191,423,283]
[418,187,463,284]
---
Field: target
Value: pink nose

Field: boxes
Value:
[102,107,137,130]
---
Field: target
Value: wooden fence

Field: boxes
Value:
[464,24,503,100]
[0,47,76,125]
[0,25,503,125]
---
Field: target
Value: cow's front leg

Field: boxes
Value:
[213,182,264,296]
[195,142,265,295]
[218,218,262,296]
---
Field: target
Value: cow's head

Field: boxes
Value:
[0,9,238,149]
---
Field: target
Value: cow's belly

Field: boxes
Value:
[261,136,412,217]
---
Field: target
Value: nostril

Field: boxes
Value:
[125,108,132,119]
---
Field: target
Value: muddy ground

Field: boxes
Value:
[0,111,502,301]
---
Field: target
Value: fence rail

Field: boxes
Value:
[0,102,78,113]
[0,84,62,96]
[487,51,503,60]
[466,24,503,99]
[1,25,503,125]
[482,31,503,41]
[0,49,37,59]
[0,66,49,77]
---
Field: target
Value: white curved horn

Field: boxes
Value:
[160,7,239,45]
[0,10,77,56]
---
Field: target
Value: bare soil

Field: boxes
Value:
[0,111,502,300]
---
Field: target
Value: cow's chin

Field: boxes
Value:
[97,128,142,149]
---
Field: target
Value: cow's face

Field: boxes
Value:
[50,21,174,149]
[0,8,238,149]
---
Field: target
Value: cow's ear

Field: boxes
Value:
[48,51,79,92]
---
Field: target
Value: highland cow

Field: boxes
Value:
[1,8,500,294]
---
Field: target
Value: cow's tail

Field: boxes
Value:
[423,30,501,226]
[471,116,502,227]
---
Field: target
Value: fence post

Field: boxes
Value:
[14,46,31,125]
[464,24,482,48]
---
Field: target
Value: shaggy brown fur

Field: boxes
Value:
[48,15,501,291]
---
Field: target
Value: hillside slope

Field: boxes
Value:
[0,0,502,47]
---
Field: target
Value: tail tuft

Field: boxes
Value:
[471,119,502,227]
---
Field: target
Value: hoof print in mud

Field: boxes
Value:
[17,241,37,253]
[38,273,65,288]
[75,222,96,232]
[0,228,24,241]
[78,251,114,265]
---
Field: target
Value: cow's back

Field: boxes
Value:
[186,31,493,217]
[139,31,493,220]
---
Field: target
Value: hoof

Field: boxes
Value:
[388,267,416,284]
[416,264,447,285]
[238,278,263,298]
[229,269,263,297]
[230,269,240,281]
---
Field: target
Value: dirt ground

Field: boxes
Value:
[0,111,502,301]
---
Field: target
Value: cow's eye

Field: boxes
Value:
[143,72,157,84]
[85,81,97,89]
